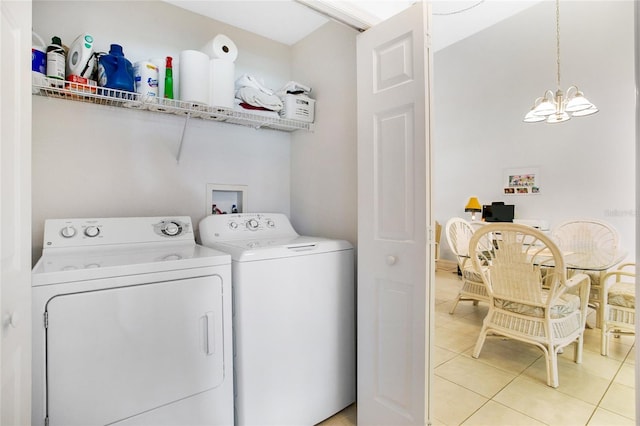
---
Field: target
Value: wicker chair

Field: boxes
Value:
[600,263,636,356]
[444,217,489,314]
[469,223,590,388]
[551,219,620,327]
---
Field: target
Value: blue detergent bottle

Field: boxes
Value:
[98,44,135,92]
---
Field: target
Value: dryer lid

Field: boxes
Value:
[32,243,230,286]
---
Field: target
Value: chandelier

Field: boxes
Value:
[523,0,598,124]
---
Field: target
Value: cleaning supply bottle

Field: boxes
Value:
[66,33,95,79]
[32,31,47,75]
[164,56,174,99]
[46,36,65,80]
[97,44,135,92]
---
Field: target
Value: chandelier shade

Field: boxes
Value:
[523,0,597,124]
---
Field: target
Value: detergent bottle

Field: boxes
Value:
[46,36,65,80]
[32,31,47,75]
[97,44,135,92]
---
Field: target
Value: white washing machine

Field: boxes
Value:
[198,213,355,426]
[31,216,233,426]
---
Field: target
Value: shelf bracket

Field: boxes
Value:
[176,112,191,163]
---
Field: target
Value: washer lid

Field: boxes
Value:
[32,243,230,286]
[207,235,353,262]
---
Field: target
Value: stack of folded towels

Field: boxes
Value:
[234,74,313,117]
[235,74,283,115]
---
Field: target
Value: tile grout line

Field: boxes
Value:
[585,342,636,424]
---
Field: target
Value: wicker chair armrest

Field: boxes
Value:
[615,262,636,274]
[563,272,591,308]
[565,272,590,290]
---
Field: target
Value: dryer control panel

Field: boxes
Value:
[199,213,298,242]
[42,217,194,249]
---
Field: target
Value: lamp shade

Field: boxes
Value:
[464,197,482,212]
[571,105,598,117]
[532,98,556,116]
[565,91,593,112]
[523,110,546,123]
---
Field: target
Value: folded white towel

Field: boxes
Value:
[236,86,283,112]
[235,74,274,96]
[278,80,311,95]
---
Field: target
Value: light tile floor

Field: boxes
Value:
[320,270,636,425]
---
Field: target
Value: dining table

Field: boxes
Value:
[527,245,628,328]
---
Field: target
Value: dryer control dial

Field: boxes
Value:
[60,226,77,238]
[162,221,182,236]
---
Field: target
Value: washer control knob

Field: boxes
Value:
[266,219,275,228]
[229,222,238,229]
[60,226,77,238]
[84,226,100,238]
[246,219,259,230]
[162,221,182,236]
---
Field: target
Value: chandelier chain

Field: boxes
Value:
[556,0,561,90]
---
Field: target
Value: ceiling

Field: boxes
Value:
[164,0,544,51]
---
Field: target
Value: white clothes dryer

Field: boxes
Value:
[199,213,355,426]
[31,216,233,426]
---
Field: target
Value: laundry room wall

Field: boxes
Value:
[31,1,297,259]
[289,22,358,246]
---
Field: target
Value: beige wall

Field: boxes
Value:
[289,22,358,246]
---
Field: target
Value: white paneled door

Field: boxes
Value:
[0,0,32,424]
[357,2,434,425]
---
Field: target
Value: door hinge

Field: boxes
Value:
[44,311,49,329]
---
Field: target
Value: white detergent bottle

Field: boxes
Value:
[66,33,95,79]
[46,36,65,80]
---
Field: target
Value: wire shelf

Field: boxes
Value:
[32,75,314,132]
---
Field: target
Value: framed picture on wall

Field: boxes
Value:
[503,167,540,195]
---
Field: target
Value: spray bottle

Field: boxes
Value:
[164,56,174,99]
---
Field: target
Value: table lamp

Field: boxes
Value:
[465,197,482,221]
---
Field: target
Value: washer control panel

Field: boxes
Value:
[228,215,276,232]
[200,213,297,242]
[43,217,194,249]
